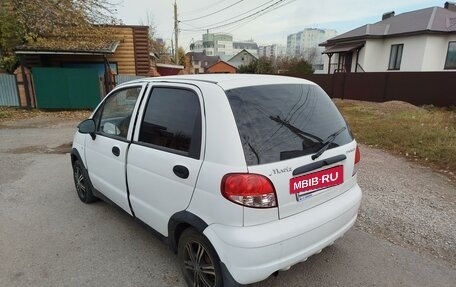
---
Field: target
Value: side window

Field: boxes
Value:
[388,44,403,70]
[444,41,456,69]
[138,87,202,159]
[98,87,141,139]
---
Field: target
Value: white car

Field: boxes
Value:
[71,74,362,287]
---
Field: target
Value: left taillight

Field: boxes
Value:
[221,173,277,208]
[353,145,361,176]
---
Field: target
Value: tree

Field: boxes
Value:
[0,2,24,72]
[0,0,119,72]
[12,0,118,39]
[238,57,274,74]
[177,47,186,66]
[277,57,314,76]
[286,59,314,76]
[140,10,170,63]
[256,57,274,74]
[237,60,257,74]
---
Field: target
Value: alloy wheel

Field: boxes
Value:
[74,166,86,200]
[182,240,217,287]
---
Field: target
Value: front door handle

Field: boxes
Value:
[173,165,189,179]
[112,146,120,157]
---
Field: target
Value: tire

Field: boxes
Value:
[178,228,223,287]
[72,160,97,203]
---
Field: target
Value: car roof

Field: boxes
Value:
[120,74,317,90]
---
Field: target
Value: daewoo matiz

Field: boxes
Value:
[71,74,362,287]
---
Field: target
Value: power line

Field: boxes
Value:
[179,0,230,17]
[180,0,289,32]
[185,0,276,30]
[180,0,245,22]
[225,0,298,33]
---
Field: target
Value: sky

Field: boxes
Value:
[115,0,447,51]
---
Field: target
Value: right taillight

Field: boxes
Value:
[353,145,361,176]
[221,173,277,208]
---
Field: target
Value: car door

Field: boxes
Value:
[127,83,205,235]
[84,84,146,214]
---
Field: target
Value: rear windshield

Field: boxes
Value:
[226,84,353,165]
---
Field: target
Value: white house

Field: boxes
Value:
[226,49,258,69]
[320,2,456,73]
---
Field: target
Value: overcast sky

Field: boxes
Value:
[115,0,446,50]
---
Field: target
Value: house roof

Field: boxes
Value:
[14,25,141,56]
[206,60,237,70]
[323,6,456,45]
[219,55,232,62]
[156,63,184,69]
[15,39,120,55]
[186,51,220,68]
[322,41,365,54]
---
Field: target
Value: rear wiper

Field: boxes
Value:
[311,127,347,160]
[269,115,323,143]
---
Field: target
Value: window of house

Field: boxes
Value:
[138,87,202,158]
[388,44,403,70]
[444,41,456,69]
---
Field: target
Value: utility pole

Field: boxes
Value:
[174,0,179,64]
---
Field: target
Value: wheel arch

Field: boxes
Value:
[168,211,209,253]
[71,148,83,167]
[170,213,243,286]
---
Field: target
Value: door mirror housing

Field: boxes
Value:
[78,119,96,140]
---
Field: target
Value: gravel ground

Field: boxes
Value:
[0,113,455,286]
[356,146,456,267]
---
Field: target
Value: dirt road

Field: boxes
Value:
[0,115,455,286]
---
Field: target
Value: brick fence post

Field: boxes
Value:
[14,66,35,108]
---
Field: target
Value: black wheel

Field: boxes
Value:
[178,228,223,287]
[73,160,97,203]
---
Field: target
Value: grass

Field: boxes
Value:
[334,99,456,181]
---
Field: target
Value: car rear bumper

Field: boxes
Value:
[203,183,362,285]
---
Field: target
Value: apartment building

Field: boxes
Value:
[190,33,259,57]
[258,44,287,59]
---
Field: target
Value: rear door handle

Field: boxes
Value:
[112,146,120,157]
[173,165,189,179]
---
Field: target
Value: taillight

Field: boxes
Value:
[221,174,277,208]
[353,145,361,176]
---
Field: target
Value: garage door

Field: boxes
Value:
[32,67,100,109]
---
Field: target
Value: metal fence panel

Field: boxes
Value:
[115,75,145,85]
[300,72,456,107]
[0,74,19,107]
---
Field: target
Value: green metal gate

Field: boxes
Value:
[32,67,100,109]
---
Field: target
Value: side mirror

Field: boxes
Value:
[78,119,96,140]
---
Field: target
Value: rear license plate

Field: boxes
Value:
[290,165,344,195]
